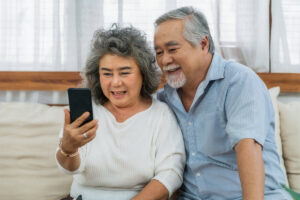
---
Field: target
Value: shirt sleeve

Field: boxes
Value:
[225,68,273,149]
[152,105,186,198]
[55,128,88,175]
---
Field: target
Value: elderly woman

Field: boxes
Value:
[55,25,186,200]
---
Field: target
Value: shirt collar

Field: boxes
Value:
[204,52,225,82]
[164,52,225,92]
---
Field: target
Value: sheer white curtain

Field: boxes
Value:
[175,0,270,72]
[119,0,270,72]
[0,0,272,103]
[0,0,104,104]
[271,0,300,72]
[235,0,270,72]
[0,0,104,71]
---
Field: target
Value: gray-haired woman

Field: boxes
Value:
[55,25,186,200]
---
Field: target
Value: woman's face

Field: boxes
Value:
[99,54,143,109]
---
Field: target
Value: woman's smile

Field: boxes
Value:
[99,54,143,109]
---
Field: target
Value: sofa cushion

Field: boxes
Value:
[269,87,289,185]
[0,102,72,200]
[279,101,300,192]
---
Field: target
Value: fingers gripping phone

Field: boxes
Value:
[68,88,93,126]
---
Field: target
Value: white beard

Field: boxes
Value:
[165,69,186,89]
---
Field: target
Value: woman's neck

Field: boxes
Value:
[104,98,152,122]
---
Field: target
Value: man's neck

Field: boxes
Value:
[179,52,213,112]
[178,88,194,112]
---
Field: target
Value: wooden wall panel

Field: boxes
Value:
[0,71,82,91]
[257,73,300,93]
[1,71,300,93]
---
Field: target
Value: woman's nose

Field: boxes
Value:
[112,75,122,86]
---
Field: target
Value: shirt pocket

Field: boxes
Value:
[195,110,231,156]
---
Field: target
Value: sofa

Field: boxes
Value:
[0,103,71,200]
[0,86,299,199]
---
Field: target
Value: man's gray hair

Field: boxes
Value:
[84,24,160,105]
[155,6,215,54]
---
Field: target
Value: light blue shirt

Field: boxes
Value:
[157,53,290,200]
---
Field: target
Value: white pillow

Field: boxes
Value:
[279,101,300,192]
[0,102,72,200]
[269,87,289,185]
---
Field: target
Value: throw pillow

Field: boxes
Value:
[279,101,300,192]
[0,102,72,200]
[269,87,289,185]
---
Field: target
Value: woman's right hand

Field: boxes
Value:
[61,109,98,154]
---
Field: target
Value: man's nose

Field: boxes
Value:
[161,53,173,66]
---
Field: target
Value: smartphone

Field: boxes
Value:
[67,88,93,126]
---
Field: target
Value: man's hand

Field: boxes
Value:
[235,138,265,200]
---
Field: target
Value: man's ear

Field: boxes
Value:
[200,36,209,50]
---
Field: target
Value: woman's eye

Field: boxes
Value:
[103,73,112,76]
[121,72,130,76]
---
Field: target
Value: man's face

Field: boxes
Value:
[154,19,208,88]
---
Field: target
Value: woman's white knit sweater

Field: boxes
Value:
[56,99,186,200]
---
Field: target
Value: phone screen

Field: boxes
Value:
[68,88,93,126]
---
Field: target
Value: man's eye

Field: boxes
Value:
[169,48,177,52]
[156,51,162,56]
[103,73,112,76]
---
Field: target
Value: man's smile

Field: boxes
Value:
[163,65,181,74]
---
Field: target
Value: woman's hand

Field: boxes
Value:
[61,109,98,154]
[131,180,169,200]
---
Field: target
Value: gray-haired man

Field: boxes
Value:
[154,6,290,200]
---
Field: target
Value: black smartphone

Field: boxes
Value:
[67,88,93,126]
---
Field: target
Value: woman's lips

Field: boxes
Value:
[111,91,127,98]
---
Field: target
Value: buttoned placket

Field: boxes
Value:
[187,118,197,158]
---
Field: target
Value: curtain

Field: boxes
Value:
[235,0,270,72]
[0,0,287,103]
[271,0,300,72]
[0,0,104,104]
[0,0,104,71]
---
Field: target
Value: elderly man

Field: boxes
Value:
[154,6,290,200]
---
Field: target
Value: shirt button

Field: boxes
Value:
[192,152,195,156]
[196,173,201,177]
[188,122,192,126]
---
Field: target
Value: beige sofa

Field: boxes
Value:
[0,103,72,200]
[269,87,300,192]
[0,87,299,199]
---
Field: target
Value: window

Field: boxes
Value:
[0,0,299,72]
[272,0,300,72]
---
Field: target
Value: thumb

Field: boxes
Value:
[64,109,71,125]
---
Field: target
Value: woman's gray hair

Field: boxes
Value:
[155,6,215,54]
[84,24,160,105]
